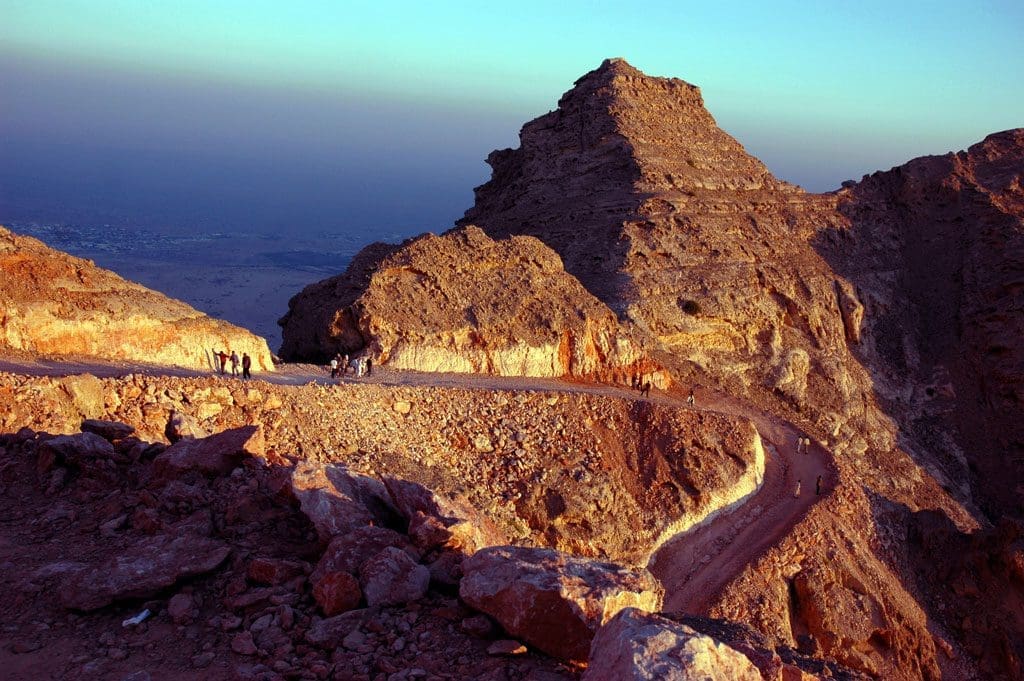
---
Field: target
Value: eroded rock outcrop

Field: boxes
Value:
[280,226,662,383]
[0,225,274,371]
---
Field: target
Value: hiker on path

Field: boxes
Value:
[816,475,823,495]
[365,358,372,376]
[215,350,229,374]
[230,351,240,377]
[330,355,340,379]
[242,353,252,380]
[687,389,695,406]
[639,380,651,398]
[794,480,802,498]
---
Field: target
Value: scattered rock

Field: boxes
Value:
[488,639,528,656]
[291,461,395,541]
[81,419,136,442]
[167,592,193,624]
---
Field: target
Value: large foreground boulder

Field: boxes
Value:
[459,546,663,663]
[291,462,397,541]
[60,534,231,611]
[151,425,264,482]
[583,608,761,680]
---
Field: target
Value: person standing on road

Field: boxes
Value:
[687,388,695,406]
[242,353,252,379]
[330,355,339,379]
[215,349,229,374]
[794,480,802,498]
[230,351,240,377]
[816,475,823,495]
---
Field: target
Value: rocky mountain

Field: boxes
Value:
[828,129,1024,520]
[0,226,274,372]
[275,58,1024,679]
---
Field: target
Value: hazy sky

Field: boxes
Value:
[1,1,1022,238]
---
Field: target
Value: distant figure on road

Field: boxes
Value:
[215,349,230,374]
[352,357,363,378]
[365,358,372,376]
[639,380,651,398]
[330,355,340,379]
[794,480,802,498]
[229,351,240,376]
[816,475,823,495]
[342,354,350,374]
[242,353,252,379]
[687,389,695,406]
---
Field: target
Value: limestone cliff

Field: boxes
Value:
[0,226,274,371]
[280,226,664,384]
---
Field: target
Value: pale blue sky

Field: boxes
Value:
[1,1,1022,234]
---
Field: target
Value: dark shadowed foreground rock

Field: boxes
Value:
[36,431,117,475]
[80,419,135,441]
[59,534,231,611]
[291,462,396,541]
[311,525,414,583]
[359,546,430,607]
[583,608,761,680]
[151,425,263,481]
[459,546,663,663]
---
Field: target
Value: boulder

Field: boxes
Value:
[80,419,136,442]
[305,609,371,649]
[313,571,362,616]
[37,432,117,474]
[311,525,414,583]
[164,409,207,444]
[583,608,761,680]
[246,557,306,586]
[151,426,263,482]
[384,477,508,554]
[359,546,430,607]
[291,462,396,541]
[459,546,663,663]
[60,534,231,611]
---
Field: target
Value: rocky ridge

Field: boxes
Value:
[0,226,274,372]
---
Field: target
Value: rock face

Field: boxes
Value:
[583,608,761,681]
[829,129,1024,519]
[280,226,660,383]
[0,225,274,372]
[459,546,663,663]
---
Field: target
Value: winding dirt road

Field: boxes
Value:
[0,355,835,615]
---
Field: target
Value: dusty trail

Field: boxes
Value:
[0,356,835,616]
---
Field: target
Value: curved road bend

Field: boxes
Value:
[0,357,835,614]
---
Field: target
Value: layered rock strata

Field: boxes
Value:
[0,226,274,372]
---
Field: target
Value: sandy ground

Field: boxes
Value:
[0,355,836,614]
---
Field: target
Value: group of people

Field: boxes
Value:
[330,352,371,379]
[630,374,652,397]
[213,349,252,379]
